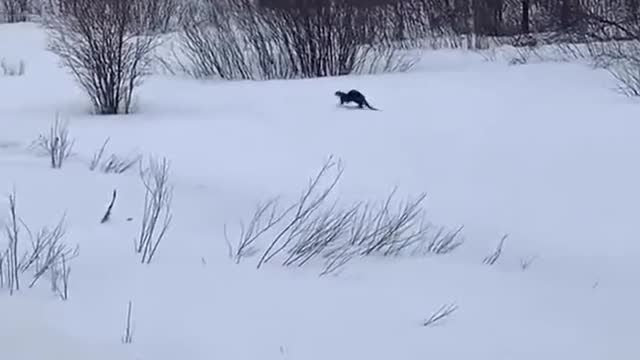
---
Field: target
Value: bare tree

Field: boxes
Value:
[89,138,141,174]
[136,156,173,264]
[44,0,160,114]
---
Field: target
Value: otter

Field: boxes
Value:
[335,89,379,110]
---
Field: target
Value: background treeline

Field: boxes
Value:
[2,0,639,40]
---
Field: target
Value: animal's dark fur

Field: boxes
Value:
[335,89,378,110]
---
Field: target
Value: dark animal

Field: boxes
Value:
[335,89,379,110]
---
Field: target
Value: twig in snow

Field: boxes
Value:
[101,190,117,223]
[5,190,20,294]
[31,114,75,169]
[483,234,508,266]
[520,255,537,271]
[122,300,134,344]
[423,303,458,327]
[89,138,110,171]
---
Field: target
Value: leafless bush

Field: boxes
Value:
[122,300,134,344]
[1,190,78,299]
[225,197,293,264]
[227,156,464,274]
[22,216,79,290]
[483,234,507,266]
[1,58,25,76]
[89,138,141,174]
[422,303,458,327]
[136,157,173,264]
[44,0,160,114]
[102,155,142,174]
[31,114,74,169]
[173,0,421,80]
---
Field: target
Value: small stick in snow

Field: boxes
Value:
[423,303,458,327]
[101,190,117,224]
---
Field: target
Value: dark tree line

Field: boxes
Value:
[254,0,640,38]
[3,0,640,41]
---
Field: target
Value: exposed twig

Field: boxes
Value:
[122,300,134,344]
[101,190,118,224]
[423,303,459,327]
[483,234,508,266]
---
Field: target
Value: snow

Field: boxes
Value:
[1,22,639,360]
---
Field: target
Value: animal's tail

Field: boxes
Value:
[363,100,379,111]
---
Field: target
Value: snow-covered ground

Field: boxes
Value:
[1,22,639,360]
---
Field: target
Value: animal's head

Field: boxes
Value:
[335,91,345,97]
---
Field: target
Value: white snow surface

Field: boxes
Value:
[0,22,639,360]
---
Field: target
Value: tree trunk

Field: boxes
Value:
[521,0,529,34]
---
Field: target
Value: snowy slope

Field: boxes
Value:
[0,22,639,360]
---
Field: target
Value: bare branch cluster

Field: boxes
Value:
[31,114,75,169]
[227,156,464,275]
[171,0,424,80]
[90,138,141,174]
[0,190,78,300]
[136,156,173,264]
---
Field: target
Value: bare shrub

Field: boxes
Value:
[22,215,78,290]
[227,156,464,274]
[31,114,74,169]
[89,138,141,174]
[1,58,25,76]
[44,0,160,115]
[422,303,458,327]
[136,157,173,264]
[224,198,292,264]
[1,190,79,299]
[173,0,420,80]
